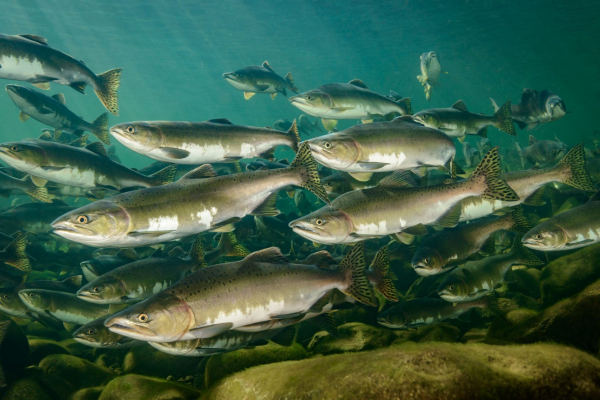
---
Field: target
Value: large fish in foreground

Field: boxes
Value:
[0,33,122,115]
[289,80,411,131]
[223,61,298,100]
[103,244,376,342]
[5,85,110,145]
[110,119,300,164]
[417,51,447,102]
[492,89,567,130]
[51,143,329,247]
[522,192,600,251]
[290,147,518,245]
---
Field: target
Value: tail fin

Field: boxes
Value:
[308,312,338,337]
[1,232,31,272]
[493,100,516,136]
[150,164,177,185]
[217,232,250,257]
[289,142,330,204]
[511,235,544,266]
[91,112,110,145]
[369,246,398,302]
[480,292,503,318]
[188,235,207,269]
[489,98,500,113]
[557,143,597,192]
[284,72,299,93]
[504,206,532,233]
[94,68,122,116]
[397,97,412,115]
[62,275,83,290]
[338,243,377,306]
[416,75,426,86]
[25,184,52,203]
[286,119,301,152]
[469,147,519,201]
[270,326,296,346]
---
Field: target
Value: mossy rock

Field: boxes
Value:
[1,378,52,400]
[66,386,104,400]
[59,339,94,358]
[98,374,202,400]
[0,320,29,387]
[122,345,201,380]
[38,354,115,390]
[204,342,307,387]
[203,342,600,400]
[26,322,63,342]
[28,339,70,366]
[460,328,488,344]
[417,324,461,343]
[505,309,539,325]
[307,322,395,355]
[508,268,541,298]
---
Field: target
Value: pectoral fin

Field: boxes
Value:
[157,147,190,160]
[31,82,51,90]
[30,176,48,187]
[355,162,388,171]
[19,111,30,122]
[348,172,373,182]
[244,92,256,100]
[321,119,338,131]
[188,322,233,338]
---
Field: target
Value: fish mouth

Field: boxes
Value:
[289,221,325,236]
[289,96,315,108]
[222,72,240,83]
[376,320,399,329]
[51,221,95,237]
[5,85,20,96]
[104,319,157,339]
[76,291,105,302]
[0,147,19,160]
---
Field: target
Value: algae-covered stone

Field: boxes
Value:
[204,342,600,400]
[38,354,115,389]
[122,345,201,379]
[204,342,307,387]
[307,322,395,355]
[98,374,202,400]
[0,320,29,387]
[508,267,541,298]
[417,324,461,343]
[28,339,70,366]
[505,308,539,325]
[26,322,64,341]
[539,242,600,305]
[59,339,93,358]
[67,386,104,400]
[1,378,52,400]
[460,328,488,344]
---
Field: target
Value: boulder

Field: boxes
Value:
[307,322,395,355]
[1,378,52,400]
[122,345,201,380]
[26,322,63,342]
[0,320,29,387]
[508,267,541,299]
[67,386,104,400]
[28,339,70,366]
[38,354,115,390]
[98,374,201,400]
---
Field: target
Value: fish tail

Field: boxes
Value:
[2,232,31,272]
[284,72,299,93]
[189,235,207,269]
[286,119,301,152]
[91,112,111,145]
[493,100,516,136]
[94,68,122,116]
[416,74,427,86]
[62,275,83,290]
[424,85,432,102]
[396,97,412,115]
[369,246,399,302]
[511,235,544,266]
[558,143,597,192]
[270,326,296,346]
[505,205,532,233]
[470,147,519,201]
[150,164,177,185]
[25,186,53,203]
[217,232,250,257]
[339,242,377,307]
[289,142,330,204]
[480,292,503,318]
[69,134,89,148]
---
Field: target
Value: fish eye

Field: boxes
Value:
[324,142,332,149]
[535,233,543,240]
[126,126,135,134]
[10,145,18,152]
[138,314,149,323]
[306,95,312,101]
[2,294,9,300]
[315,219,324,225]
[449,285,454,291]
[29,293,35,298]
[86,328,96,335]
[92,286,101,293]
[76,215,89,224]
[424,258,430,264]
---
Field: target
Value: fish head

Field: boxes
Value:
[77,276,127,304]
[545,95,567,121]
[522,223,568,250]
[437,276,469,303]
[413,111,441,129]
[18,289,51,312]
[377,305,407,329]
[79,259,102,281]
[289,208,353,244]
[289,90,332,115]
[0,141,46,170]
[420,51,437,69]
[321,173,351,195]
[543,141,567,161]
[110,122,164,152]
[51,201,131,247]
[222,70,258,91]
[73,320,109,347]
[411,247,444,276]
[306,135,359,169]
[5,84,38,109]
[0,290,26,316]
[104,294,192,342]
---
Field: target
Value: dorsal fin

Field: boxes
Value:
[180,164,217,180]
[451,100,469,112]
[19,34,48,45]
[116,248,138,260]
[208,118,233,125]
[243,247,289,264]
[521,88,538,103]
[377,171,417,188]
[348,79,368,89]
[262,61,275,73]
[85,142,109,158]
[51,94,66,105]
[528,135,538,145]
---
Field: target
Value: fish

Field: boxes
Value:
[289,80,411,131]
[110,119,300,164]
[476,136,492,155]
[377,295,498,329]
[0,33,122,115]
[273,119,293,132]
[5,85,110,145]
[290,147,518,245]
[77,236,205,304]
[0,171,51,203]
[305,116,456,182]
[411,206,531,276]
[462,141,480,168]
[416,51,447,101]
[0,140,176,192]
[245,159,289,172]
[80,248,140,282]
[298,114,324,135]
[51,143,329,247]
[18,289,111,325]
[223,61,298,100]
[413,100,516,141]
[516,135,568,167]
[459,144,595,222]
[203,232,250,264]
[492,89,567,130]
[73,316,142,348]
[0,201,74,235]
[321,172,386,199]
[437,237,543,303]
[103,244,376,342]
[0,232,31,272]
[522,191,600,251]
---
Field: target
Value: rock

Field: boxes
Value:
[26,322,63,342]
[1,378,52,400]
[66,386,104,400]
[122,345,201,379]
[539,242,600,305]
[460,328,488,344]
[508,267,541,298]
[505,308,539,325]
[59,339,93,358]
[38,354,115,390]
[204,342,600,400]
[0,320,29,387]
[417,324,461,343]
[204,342,307,387]
[307,322,395,355]
[28,339,70,366]
[98,374,201,400]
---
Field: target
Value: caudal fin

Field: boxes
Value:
[217,232,250,257]
[290,142,330,204]
[504,206,532,233]
[339,243,377,306]
[188,235,207,269]
[493,100,516,136]
[25,186,52,203]
[511,235,544,266]
[62,275,83,290]
[286,119,301,152]
[480,292,503,318]
[1,232,31,272]
[150,164,177,186]
[397,97,412,115]
[284,72,299,93]
[94,68,122,116]
[91,112,110,145]
[558,143,597,192]
[369,246,398,302]
[470,147,519,201]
